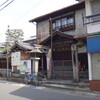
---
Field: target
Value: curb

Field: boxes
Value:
[41,83,90,92]
[41,83,100,98]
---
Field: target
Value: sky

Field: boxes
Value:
[0,0,78,42]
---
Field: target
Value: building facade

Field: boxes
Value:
[30,2,88,82]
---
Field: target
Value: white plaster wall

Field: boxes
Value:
[91,52,100,80]
[87,23,100,34]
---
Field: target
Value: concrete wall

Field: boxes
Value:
[85,0,100,34]
[78,45,87,53]
[91,52,100,80]
[64,9,86,36]
[75,9,86,35]
[84,0,100,15]
[91,0,100,15]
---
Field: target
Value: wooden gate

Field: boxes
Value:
[52,60,73,79]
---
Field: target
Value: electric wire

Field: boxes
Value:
[0,0,10,7]
[10,0,46,26]
[0,0,14,12]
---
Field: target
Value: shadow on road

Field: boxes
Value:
[10,86,99,100]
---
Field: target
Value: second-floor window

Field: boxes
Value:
[52,15,75,32]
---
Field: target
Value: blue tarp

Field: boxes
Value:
[87,35,100,52]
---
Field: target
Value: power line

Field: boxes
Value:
[0,0,14,12]
[10,0,46,25]
[0,0,10,7]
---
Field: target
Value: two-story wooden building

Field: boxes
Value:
[29,2,88,82]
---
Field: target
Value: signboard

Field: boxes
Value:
[87,36,100,52]
[11,52,21,66]
[20,60,31,74]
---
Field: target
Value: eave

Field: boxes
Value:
[29,1,85,23]
[40,31,74,45]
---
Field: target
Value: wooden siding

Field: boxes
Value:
[21,51,30,60]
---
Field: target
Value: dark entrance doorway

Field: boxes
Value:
[38,54,47,78]
[78,53,88,80]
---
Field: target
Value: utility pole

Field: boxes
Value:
[71,44,79,82]
[50,17,53,78]
[6,25,10,80]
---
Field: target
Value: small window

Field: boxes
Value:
[56,19,61,27]
[52,22,56,30]
[55,19,61,30]
[61,18,67,28]
[67,17,74,26]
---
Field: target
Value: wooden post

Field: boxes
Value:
[71,44,79,82]
[46,49,52,79]
[42,55,44,71]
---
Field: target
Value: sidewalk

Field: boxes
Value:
[40,80,89,91]
[39,79,100,97]
[0,78,100,98]
[0,77,100,97]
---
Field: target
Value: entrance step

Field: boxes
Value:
[39,80,89,88]
[41,83,90,92]
[39,79,90,92]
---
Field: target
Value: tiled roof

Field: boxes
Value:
[16,42,34,50]
[10,42,34,51]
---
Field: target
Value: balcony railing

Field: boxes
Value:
[83,13,100,25]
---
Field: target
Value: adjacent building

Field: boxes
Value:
[0,42,11,77]
[76,0,100,91]
[10,42,34,74]
[10,40,48,77]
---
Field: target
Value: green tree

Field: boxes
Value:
[5,29,24,47]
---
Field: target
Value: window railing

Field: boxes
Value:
[83,13,100,25]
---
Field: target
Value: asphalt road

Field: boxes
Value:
[0,80,99,100]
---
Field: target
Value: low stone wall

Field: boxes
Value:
[0,69,12,77]
[11,72,25,78]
